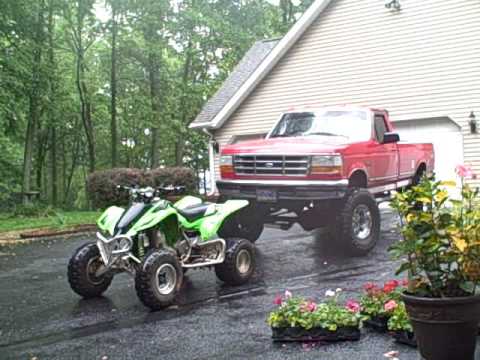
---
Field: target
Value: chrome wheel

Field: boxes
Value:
[155,263,177,295]
[86,257,104,285]
[352,204,372,243]
[236,249,252,275]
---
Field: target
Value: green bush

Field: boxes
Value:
[86,167,197,209]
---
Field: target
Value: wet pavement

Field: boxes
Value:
[1,209,479,360]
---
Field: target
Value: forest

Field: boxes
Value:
[0,0,314,211]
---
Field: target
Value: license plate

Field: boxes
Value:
[256,189,277,202]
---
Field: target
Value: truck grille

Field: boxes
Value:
[233,155,310,176]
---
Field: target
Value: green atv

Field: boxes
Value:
[67,185,256,310]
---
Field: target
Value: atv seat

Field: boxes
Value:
[177,203,212,222]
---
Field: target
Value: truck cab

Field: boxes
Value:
[217,106,434,256]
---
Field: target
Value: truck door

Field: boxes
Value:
[370,113,399,184]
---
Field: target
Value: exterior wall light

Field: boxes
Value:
[469,111,477,134]
[385,0,401,11]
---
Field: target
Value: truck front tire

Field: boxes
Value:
[332,189,380,256]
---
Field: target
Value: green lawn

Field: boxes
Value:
[0,211,100,233]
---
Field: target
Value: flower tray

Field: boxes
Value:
[363,315,389,332]
[390,330,417,348]
[271,326,361,343]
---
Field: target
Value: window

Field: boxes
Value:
[269,110,371,142]
[374,114,388,143]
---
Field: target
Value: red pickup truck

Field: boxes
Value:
[217,106,434,255]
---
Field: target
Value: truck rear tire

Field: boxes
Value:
[219,211,264,243]
[332,188,380,256]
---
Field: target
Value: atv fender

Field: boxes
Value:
[97,206,125,236]
[197,200,249,241]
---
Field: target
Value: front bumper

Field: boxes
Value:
[217,179,349,201]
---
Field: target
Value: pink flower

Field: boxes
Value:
[273,295,283,306]
[456,164,476,179]
[384,300,398,312]
[346,300,361,313]
[401,279,409,287]
[284,290,292,299]
[383,280,400,294]
[306,301,317,312]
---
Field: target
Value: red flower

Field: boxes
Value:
[383,280,400,294]
[364,282,376,291]
[273,295,283,306]
[346,300,361,313]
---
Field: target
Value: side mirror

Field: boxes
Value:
[383,132,400,144]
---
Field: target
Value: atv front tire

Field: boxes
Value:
[332,188,380,256]
[215,238,255,285]
[135,250,183,311]
[68,242,113,298]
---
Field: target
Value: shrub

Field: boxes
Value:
[87,168,146,208]
[86,167,197,209]
[146,167,197,193]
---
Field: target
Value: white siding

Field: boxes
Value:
[213,0,480,184]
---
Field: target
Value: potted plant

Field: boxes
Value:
[267,289,365,342]
[359,280,405,332]
[390,166,480,360]
[386,300,417,347]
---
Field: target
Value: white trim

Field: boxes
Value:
[190,0,334,130]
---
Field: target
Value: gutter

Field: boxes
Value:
[202,128,217,196]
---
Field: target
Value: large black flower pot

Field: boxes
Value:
[402,293,480,360]
[271,326,361,342]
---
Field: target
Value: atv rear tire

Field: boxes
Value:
[215,238,255,285]
[332,188,380,256]
[68,242,113,298]
[135,249,183,311]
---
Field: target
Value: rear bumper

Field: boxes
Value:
[217,179,349,201]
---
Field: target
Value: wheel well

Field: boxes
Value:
[349,171,367,188]
[416,163,427,175]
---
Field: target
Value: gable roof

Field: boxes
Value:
[190,0,334,130]
[190,39,279,128]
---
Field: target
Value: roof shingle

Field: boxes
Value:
[190,39,279,127]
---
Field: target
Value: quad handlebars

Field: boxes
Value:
[117,185,186,202]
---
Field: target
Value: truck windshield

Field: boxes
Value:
[270,110,371,142]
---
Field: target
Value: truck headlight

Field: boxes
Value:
[311,155,343,174]
[220,155,234,174]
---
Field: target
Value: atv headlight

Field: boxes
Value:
[311,155,343,174]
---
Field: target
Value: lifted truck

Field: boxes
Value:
[217,106,434,255]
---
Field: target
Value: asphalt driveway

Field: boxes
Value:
[1,209,478,360]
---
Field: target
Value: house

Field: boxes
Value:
[191,0,480,191]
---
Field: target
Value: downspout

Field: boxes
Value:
[202,128,217,196]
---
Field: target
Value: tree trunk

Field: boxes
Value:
[22,1,45,204]
[74,0,96,173]
[110,3,118,168]
[148,52,161,168]
[48,0,58,205]
[175,39,193,166]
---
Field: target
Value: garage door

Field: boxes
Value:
[393,117,463,183]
